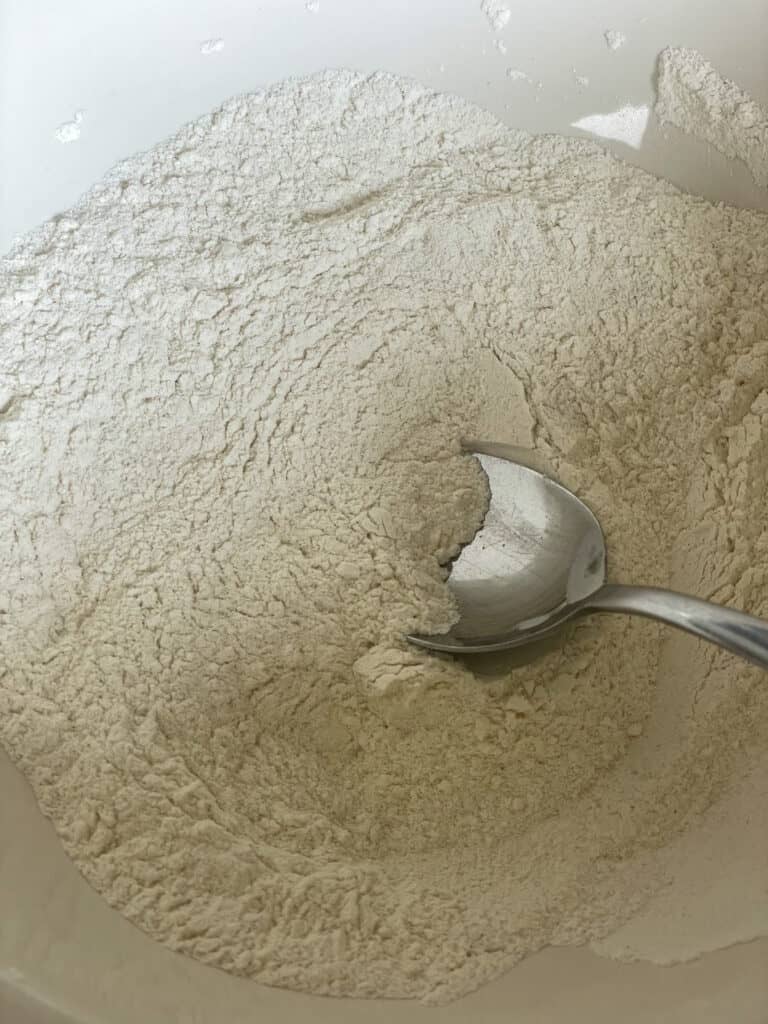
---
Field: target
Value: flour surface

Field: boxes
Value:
[1,70,767,1003]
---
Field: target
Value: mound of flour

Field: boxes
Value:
[1,70,767,1003]
[656,47,768,188]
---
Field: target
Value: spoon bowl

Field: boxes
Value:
[408,442,768,669]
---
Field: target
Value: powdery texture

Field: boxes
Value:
[480,0,511,33]
[54,110,84,144]
[604,29,627,52]
[1,70,768,1004]
[199,38,225,56]
[656,47,768,188]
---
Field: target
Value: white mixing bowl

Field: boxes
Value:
[2,1,767,1021]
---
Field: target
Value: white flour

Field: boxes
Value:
[199,38,225,56]
[656,47,768,188]
[54,109,85,144]
[604,29,627,52]
[1,70,768,1004]
[480,0,511,33]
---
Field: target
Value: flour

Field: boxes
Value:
[604,29,627,52]
[54,109,84,144]
[199,38,225,56]
[1,70,768,1004]
[480,0,511,33]
[656,47,768,188]
[572,104,650,149]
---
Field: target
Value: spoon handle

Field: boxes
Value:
[584,584,768,670]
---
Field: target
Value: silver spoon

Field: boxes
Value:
[408,441,768,669]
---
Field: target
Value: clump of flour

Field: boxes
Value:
[480,0,511,32]
[54,109,85,144]
[604,29,627,51]
[656,47,768,187]
[1,70,767,1004]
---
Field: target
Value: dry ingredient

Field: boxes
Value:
[1,69,767,1004]
[656,47,768,188]
[604,29,627,52]
[199,38,225,56]
[54,110,85,145]
[480,0,511,33]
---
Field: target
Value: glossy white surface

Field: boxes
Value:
[2,1,767,1020]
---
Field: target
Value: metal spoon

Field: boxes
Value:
[408,442,768,669]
